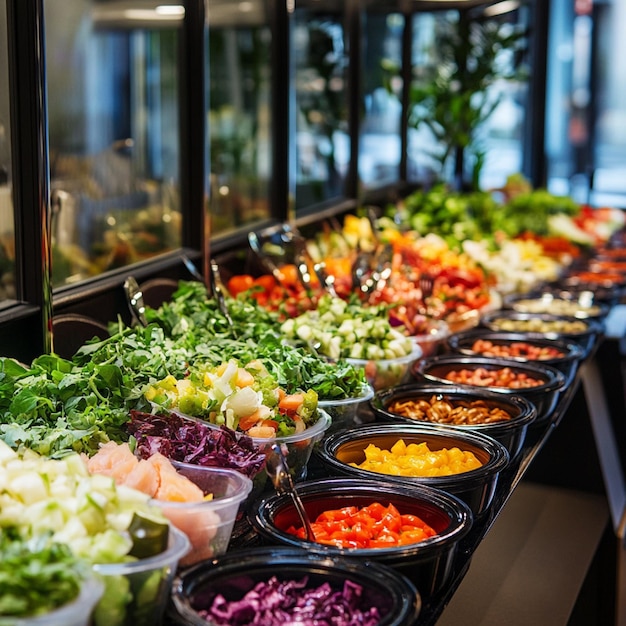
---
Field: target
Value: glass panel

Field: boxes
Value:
[0,0,16,304]
[407,7,529,190]
[206,0,272,235]
[45,0,183,287]
[546,0,626,208]
[293,4,349,210]
[360,10,403,190]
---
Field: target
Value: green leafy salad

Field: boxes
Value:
[0,281,366,457]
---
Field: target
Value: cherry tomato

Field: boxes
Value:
[227,274,254,296]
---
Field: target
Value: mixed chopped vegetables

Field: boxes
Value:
[144,359,319,438]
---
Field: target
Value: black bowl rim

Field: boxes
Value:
[501,292,610,319]
[172,546,421,626]
[446,329,586,365]
[249,476,474,558]
[317,422,510,492]
[479,310,604,337]
[411,353,567,395]
[370,382,538,432]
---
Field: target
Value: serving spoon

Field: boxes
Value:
[265,442,315,542]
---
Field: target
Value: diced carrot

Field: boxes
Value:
[237,409,265,432]
[279,393,304,415]
[261,419,279,430]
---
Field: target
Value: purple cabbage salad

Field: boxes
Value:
[198,576,381,626]
[127,410,266,479]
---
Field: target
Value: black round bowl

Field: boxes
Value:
[412,354,566,424]
[447,329,585,385]
[478,310,602,359]
[249,477,473,595]
[316,423,508,517]
[371,383,536,459]
[503,291,609,321]
[170,546,421,626]
[480,310,603,358]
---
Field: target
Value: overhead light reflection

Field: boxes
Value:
[156,5,185,16]
[483,0,520,17]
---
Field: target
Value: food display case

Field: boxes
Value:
[1,0,626,624]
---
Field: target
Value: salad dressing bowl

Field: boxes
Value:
[370,383,536,459]
[249,478,472,595]
[503,291,609,321]
[316,424,508,518]
[170,547,421,626]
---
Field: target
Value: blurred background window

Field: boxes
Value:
[0,0,16,305]
[45,0,183,287]
[359,10,404,191]
[293,3,350,211]
[546,0,626,208]
[206,0,273,236]
[405,6,529,191]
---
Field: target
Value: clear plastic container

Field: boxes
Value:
[318,383,375,431]
[248,409,332,482]
[410,318,451,357]
[1,576,104,626]
[346,344,423,391]
[92,526,190,626]
[154,465,252,566]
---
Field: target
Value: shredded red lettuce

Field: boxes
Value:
[127,410,266,479]
[198,576,381,626]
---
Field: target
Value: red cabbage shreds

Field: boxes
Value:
[198,576,381,626]
[127,410,266,479]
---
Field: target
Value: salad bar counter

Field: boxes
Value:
[2,202,626,625]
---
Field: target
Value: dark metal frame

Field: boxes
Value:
[1,0,551,364]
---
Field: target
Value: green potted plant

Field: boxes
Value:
[384,11,527,190]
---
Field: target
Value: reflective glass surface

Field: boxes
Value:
[45,0,183,287]
[546,0,626,208]
[293,4,349,210]
[206,0,272,235]
[359,10,403,190]
[406,7,529,191]
[0,0,15,303]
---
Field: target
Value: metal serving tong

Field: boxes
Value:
[124,276,148,327]
[209,258,236,335]
[265,443,315,542]
[248,230,287,288]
